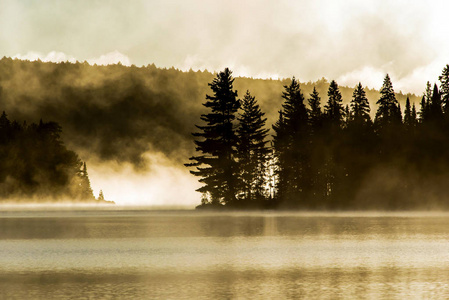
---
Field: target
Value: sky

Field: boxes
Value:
[2,0,449,95]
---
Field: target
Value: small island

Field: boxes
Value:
[187,66,449,211]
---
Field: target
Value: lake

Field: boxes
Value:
[1,208,449,299]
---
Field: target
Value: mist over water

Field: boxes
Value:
[2,209,449,299]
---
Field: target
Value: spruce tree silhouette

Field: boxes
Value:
[79,162,95,201]
[350,83,371,125]
[375,74,401,132]
[404,97,412,126]
[322,80,345,208]
[272,77,310,207]
[236,91,270,207]
[308,87,323,131]
[438,65,449,115]
[186,68,241,206]
[307,88,328,207]
[324,80,344,128]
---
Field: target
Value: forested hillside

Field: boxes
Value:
[0,58,419,169]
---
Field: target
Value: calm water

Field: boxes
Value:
[1,209,449,299]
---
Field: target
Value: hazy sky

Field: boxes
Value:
[2,0,449,94]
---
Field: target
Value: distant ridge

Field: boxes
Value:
[0,57,420,167]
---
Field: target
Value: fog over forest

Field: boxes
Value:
[0,58,420,205]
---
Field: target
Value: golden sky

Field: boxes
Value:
[2,0,449,94]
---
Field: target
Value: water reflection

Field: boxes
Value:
[2,268,449,299]
[2,210,449,298]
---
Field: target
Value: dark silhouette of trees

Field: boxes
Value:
[419,96,429,123]
[78,162,94,200]
[272,78,310,207]
[404,97,412,128]
[321,80,346,207]
[375,74,401,131]
[236,91,270,206]
[308,87,323,130]
[307,88,327,206]
[0,111,103,202]
[324,80,344,128]
[186,68,241,206]
[182,65,449,210]
[350,83,371,126]
[428,84,444,123]
[439,65,449,114]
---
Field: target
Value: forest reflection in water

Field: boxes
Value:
[1,209,449,299]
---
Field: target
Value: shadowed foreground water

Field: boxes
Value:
[1,209,449,299]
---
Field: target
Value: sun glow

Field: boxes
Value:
[88,152,200,206]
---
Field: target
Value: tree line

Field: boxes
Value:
[187,66,449,210]
[0,57,417,170]
[0,111,110,203]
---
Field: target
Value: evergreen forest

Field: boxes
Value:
[0,111,109,203]
[0,57,417,169]
[187,66,449,210]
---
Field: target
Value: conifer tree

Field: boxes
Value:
[419,96,429,123]
[404,97,413,128]
[186,68,241,205]
[397,103,403,123]
[272,77,310,206]
[411,103,417,126]
[374,74,401,131]
[320,80,345,205]
[307,87,329,205]
[0,111,10,129]
[428,83,443,122]
[438,65,449,114]
[339,83,373,208]
[344,104,350,126]
[425,81,432,107]
[236,91,270,205]
[350,82,371,125]
[324,80,344,127]
[272,111,287,202]
[79,162,94,200]
[308,87,323,131]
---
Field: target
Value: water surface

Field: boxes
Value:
[1,209,449,299]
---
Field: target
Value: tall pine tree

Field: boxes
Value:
[428,83,443,122]
[419,96,429,123]
[404,97,413,129]
[78,162,94,201]
[308,87,323,131]
[272,77,310,207]
[324,80,344,128]
[186,68,241,206]
[321,80,345,206]
[374,74,401,131]
[349,82,371,126]
[236,91,270,206]
[411,103,417,126]
[438,65,449,115]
